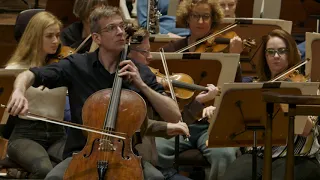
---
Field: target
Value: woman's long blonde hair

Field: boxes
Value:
[6,11,62,68]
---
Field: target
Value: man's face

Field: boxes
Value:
[93,15,126,52]
[129,38,152,65]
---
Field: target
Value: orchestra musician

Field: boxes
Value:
[218,0,237,18]
[4,12,67,179]
[60,0,108,53]
[128,27,191,180]
[155,0,243,179]
[221,29,320,180]
[5,6,181,180]
[128,27,217,180]
[162,0,243,82]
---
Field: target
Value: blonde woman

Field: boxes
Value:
[5,11,67,179]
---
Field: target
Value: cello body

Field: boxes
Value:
[63,89,146,180]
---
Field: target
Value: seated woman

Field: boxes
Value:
[221,29,320,180]
[5,11,67,179]
[162,0,243,81]
[156,0,243,179]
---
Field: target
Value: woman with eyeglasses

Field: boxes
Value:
[163,0,243,53]
[257,29,301,82]
[156,1,242,180]
[162,0,243,82]
[221,29,320,180]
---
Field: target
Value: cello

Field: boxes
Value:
[63,27,145,180]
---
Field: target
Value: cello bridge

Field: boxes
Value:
[99,139,116,151]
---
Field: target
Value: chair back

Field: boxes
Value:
[14,9,44,42]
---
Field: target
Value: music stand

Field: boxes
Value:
[263,0,320,41]
[207,82,319,179]
[305,32,320,82]
[150,52,240,87]
[176,18,292,77]
[0,69,24,124]
[149,52,240,112]
[149,35,184,52]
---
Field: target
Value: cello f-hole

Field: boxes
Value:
[119,139,130,160]
[83,139,100,158]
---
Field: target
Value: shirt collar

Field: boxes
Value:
[90,48,100,67]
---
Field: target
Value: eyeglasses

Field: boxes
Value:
[265,48,289,57]
[189,13,211,21]
[131,48,150,57]
[99,23,126,33]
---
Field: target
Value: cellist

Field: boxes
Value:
[156,0,242,179]
[6,6,181,180]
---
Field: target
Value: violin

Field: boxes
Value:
[63,25,144,180]
[269,58,310,82]
[47,46,75,64]
[194,31,256,54]
[149,66,207,99]
[47,34,93,64]
[174,22,256,54]
[281,70,308,82]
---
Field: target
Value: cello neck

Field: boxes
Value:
[104,45,128,130]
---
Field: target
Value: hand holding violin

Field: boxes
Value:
[195,84,219,104]
[229,36,243,54]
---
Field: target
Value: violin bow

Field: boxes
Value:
[0,104,126,140]
[75,34,93,53]
[159,48,189,140]
[175,22,238,53]
[269,58,310,82]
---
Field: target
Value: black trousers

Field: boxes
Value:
[7,117,65,178]
[221,154,320,180]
